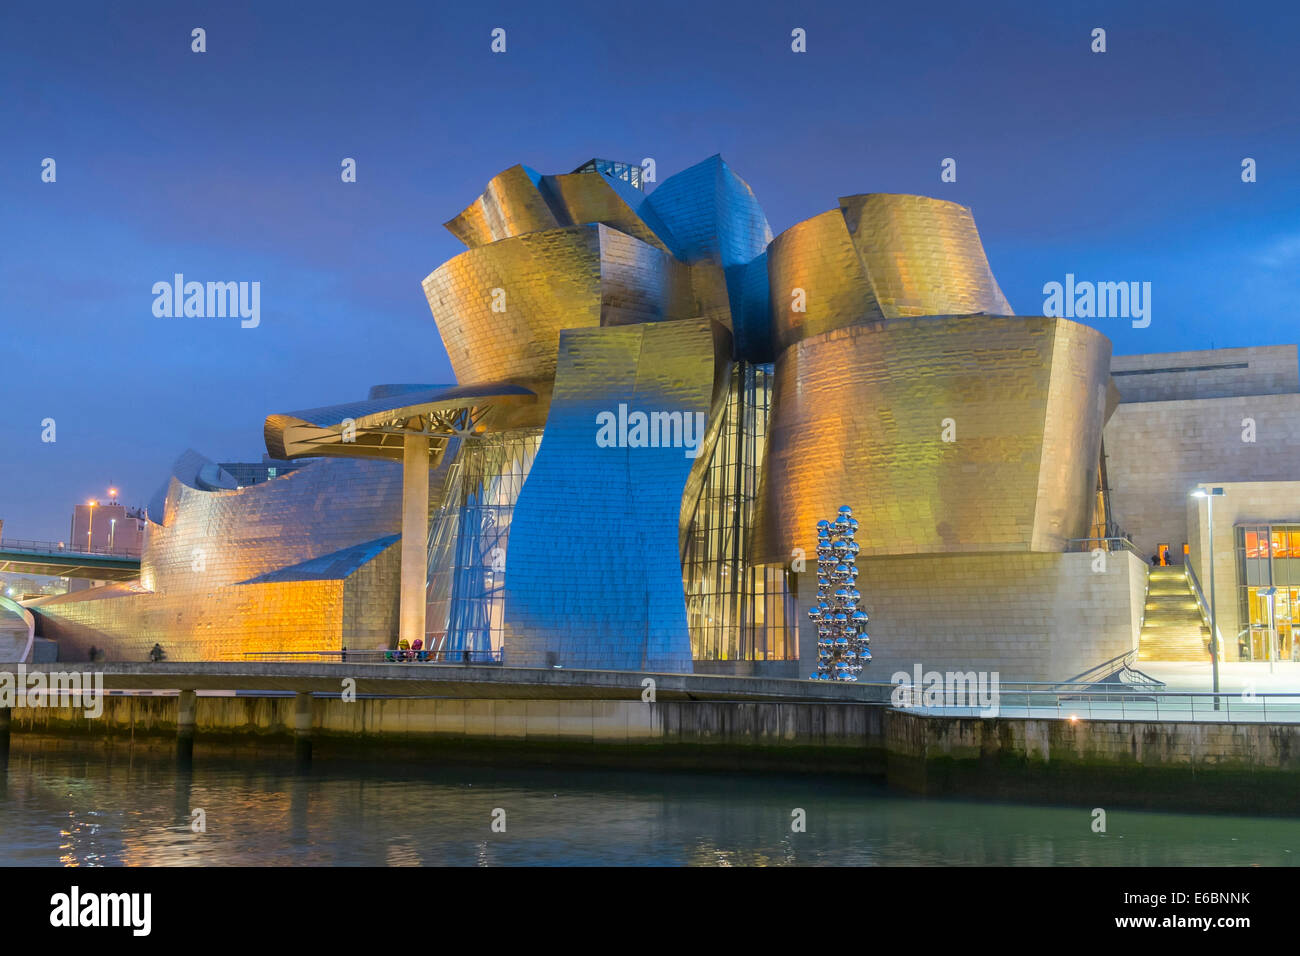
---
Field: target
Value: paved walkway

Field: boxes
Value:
[1139,660,1300,693]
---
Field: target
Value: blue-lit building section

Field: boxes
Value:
[502,318,724,671]
[644,155,774,361]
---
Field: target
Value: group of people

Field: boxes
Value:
[387,637,428,663]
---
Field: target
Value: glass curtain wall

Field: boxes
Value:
[426,429,543,659]
[682,362,796,661]
[1235,524,1300,662]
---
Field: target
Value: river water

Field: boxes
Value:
[1,749,1296,866]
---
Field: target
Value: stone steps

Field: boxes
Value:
[1137,566,1212,662]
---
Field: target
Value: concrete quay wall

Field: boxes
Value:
[8,697,1300,813]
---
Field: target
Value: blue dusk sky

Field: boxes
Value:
[1,0,1297,540]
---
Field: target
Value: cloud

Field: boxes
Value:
[1256,234,1300,269]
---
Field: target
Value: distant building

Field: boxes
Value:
[70,502,145,555]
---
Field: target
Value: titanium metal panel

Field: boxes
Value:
[422,224,694,388]
[645,155,774,361]
[838,193,1013,318]
[29,457,440,661]
[541,172,675,254]
[503,317,727,671]
[444,164,561,248]
[768,208,883,353]
[751,315,1109,565]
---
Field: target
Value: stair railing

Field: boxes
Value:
[1183,557,1220,656]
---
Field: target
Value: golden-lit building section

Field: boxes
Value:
[751,315,1111,565]
[837,193,1013,318]
[444,164,562,248]
[544,172,674,253]
[30,454,420,661]
[768,209,882,352]
[422,223,695,389]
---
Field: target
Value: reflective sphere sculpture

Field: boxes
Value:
[809,504,873,681]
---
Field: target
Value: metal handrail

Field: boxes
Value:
[1057,651,1154,689]
[896,688,1300,722]
[0,537,141,558]
[1065,536,1144,559]
[1183,556,1220,656]
[242,649,505,664]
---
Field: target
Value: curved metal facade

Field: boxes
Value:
[422,223,695,388]
[503,317,729,671]
[643,155,774,361]
[751,315,1111,565]
[838,193,1013,318]
[769,209,882,352]
[444,164,561,248]
[30,456,431,661]
[768,194,1012,352]
[543,172,675,253]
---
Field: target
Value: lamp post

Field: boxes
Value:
[86,500,98,553]
[107,488,118,550]
[1259,586,1277,675]
[1192,487,1225,710]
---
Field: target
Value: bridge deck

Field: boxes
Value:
[0,543,141,581]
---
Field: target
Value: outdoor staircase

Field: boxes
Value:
[1137,566,1212,662]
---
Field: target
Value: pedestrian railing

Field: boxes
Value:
[894,688,1300,722]
[1064,536,1144,559]
[242,649,505,664]
[1183,557,1222,656]
[0,537,141,558]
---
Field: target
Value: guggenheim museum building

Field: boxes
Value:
[31,156,1300,681]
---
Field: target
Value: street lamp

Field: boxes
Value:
[1191,486,1225,709]
[86,499,98,553]
[1258,586,1278,675]
[107,488,119,551]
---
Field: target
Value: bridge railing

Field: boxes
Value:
[0,537,141,558]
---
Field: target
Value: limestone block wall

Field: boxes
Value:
[1103,393,1300,558]
[796,550,1145,682]
[1110,345,1298,403]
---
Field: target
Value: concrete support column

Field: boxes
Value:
[293,691,314,765]
[176,689,197,763]
[399,432,430,650]
[793,570,820,679]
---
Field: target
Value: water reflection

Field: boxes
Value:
[1,748,1297,866]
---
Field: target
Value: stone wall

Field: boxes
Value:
[1110,345,1298,403]
[886,709,1300,812]
[796,550,1145,682]
[1103,392,1300,558]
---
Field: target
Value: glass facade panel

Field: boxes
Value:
[426,430,543,658]
[1235,524,1300,661]
[681,362,797,661]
